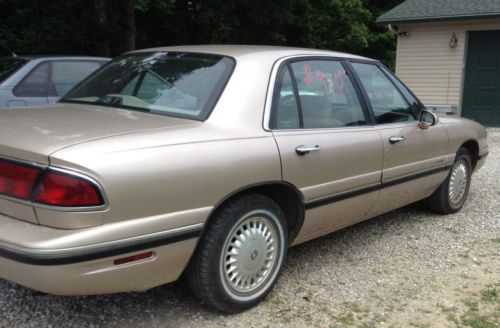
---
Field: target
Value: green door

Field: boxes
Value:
[462,31,500,127]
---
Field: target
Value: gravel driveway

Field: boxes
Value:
[1,128,499,328]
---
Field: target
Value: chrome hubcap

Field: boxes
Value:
[222,214,278,294]
[449,159,468,205]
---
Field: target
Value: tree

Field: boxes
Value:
[0,0,404,67]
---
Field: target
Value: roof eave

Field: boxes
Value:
[376,12,500,25]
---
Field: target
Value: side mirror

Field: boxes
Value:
[418,110,438,129]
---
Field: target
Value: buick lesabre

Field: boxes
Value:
[0,46,488,312]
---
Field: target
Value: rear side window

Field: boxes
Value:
[273,59,366,129]
[49,61,102,96]
[13,62,49,97]
[273,68,300,129]
[351,62,417,124]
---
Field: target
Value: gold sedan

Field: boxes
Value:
[0,45,488,312]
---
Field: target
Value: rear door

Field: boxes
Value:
[271,58,383,235]
[349,61,449,211]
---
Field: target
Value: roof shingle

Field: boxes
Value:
[377,0,500,24]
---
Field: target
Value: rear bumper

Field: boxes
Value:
[0,209,209,295]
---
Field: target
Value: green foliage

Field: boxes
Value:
[0,0,404,67]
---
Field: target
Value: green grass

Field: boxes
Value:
[333,313,354,326]
[481,288,497,302]
[463,299,479,312]
[460,286,499,328]
[459,251,470,259]
[266,296,285,305]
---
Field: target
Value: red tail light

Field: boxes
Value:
[0,157,104,208]
[34,170,104,207]
[0,159,41,200]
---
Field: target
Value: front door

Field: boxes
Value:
[350,61,450,215]
[271,59,383,241]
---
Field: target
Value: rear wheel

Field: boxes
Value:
[187,194,288,313]
[425,147,472,214]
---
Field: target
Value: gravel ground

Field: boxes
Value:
[1,128,499,328]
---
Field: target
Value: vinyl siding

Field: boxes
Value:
[395,19,500,113]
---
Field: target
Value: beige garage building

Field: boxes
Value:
[378,0,500,126]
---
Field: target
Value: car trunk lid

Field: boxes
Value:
[0,103,198,224]
[0,103,198,164]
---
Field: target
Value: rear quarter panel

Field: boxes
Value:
[42,124,282,229]
[38,53,282,229]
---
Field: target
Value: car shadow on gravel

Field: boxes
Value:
[0,203,437,327]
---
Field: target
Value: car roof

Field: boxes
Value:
[0,55,110,61]
[131,45,376,62]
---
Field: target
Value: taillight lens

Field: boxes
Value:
[33,170,104,207]
[0,159,41,200]
[0,158,104,208]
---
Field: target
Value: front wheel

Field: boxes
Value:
[186,194,288,313]
[425,147,472,214]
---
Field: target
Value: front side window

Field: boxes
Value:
[351,62,417,124]
[62,52,234,120]
[380,65,423,114]
[273,59,366,129]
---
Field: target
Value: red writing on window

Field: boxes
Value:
[303,64,314,86]
[301,65,347,93]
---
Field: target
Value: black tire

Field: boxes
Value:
[186,194,288,313]
[425,147,472,214]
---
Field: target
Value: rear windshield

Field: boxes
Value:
[0,57,28,83]
[62,52,235,120]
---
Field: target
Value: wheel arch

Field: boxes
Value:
[459,139,479,170]
[200,181,305,246]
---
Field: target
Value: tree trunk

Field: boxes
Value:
[122,0,136,51]
[93,0,111,56]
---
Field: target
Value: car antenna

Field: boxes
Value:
[11,52,17,57]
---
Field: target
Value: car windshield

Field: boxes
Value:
[61,52,234,120]
[0,57,28,83]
